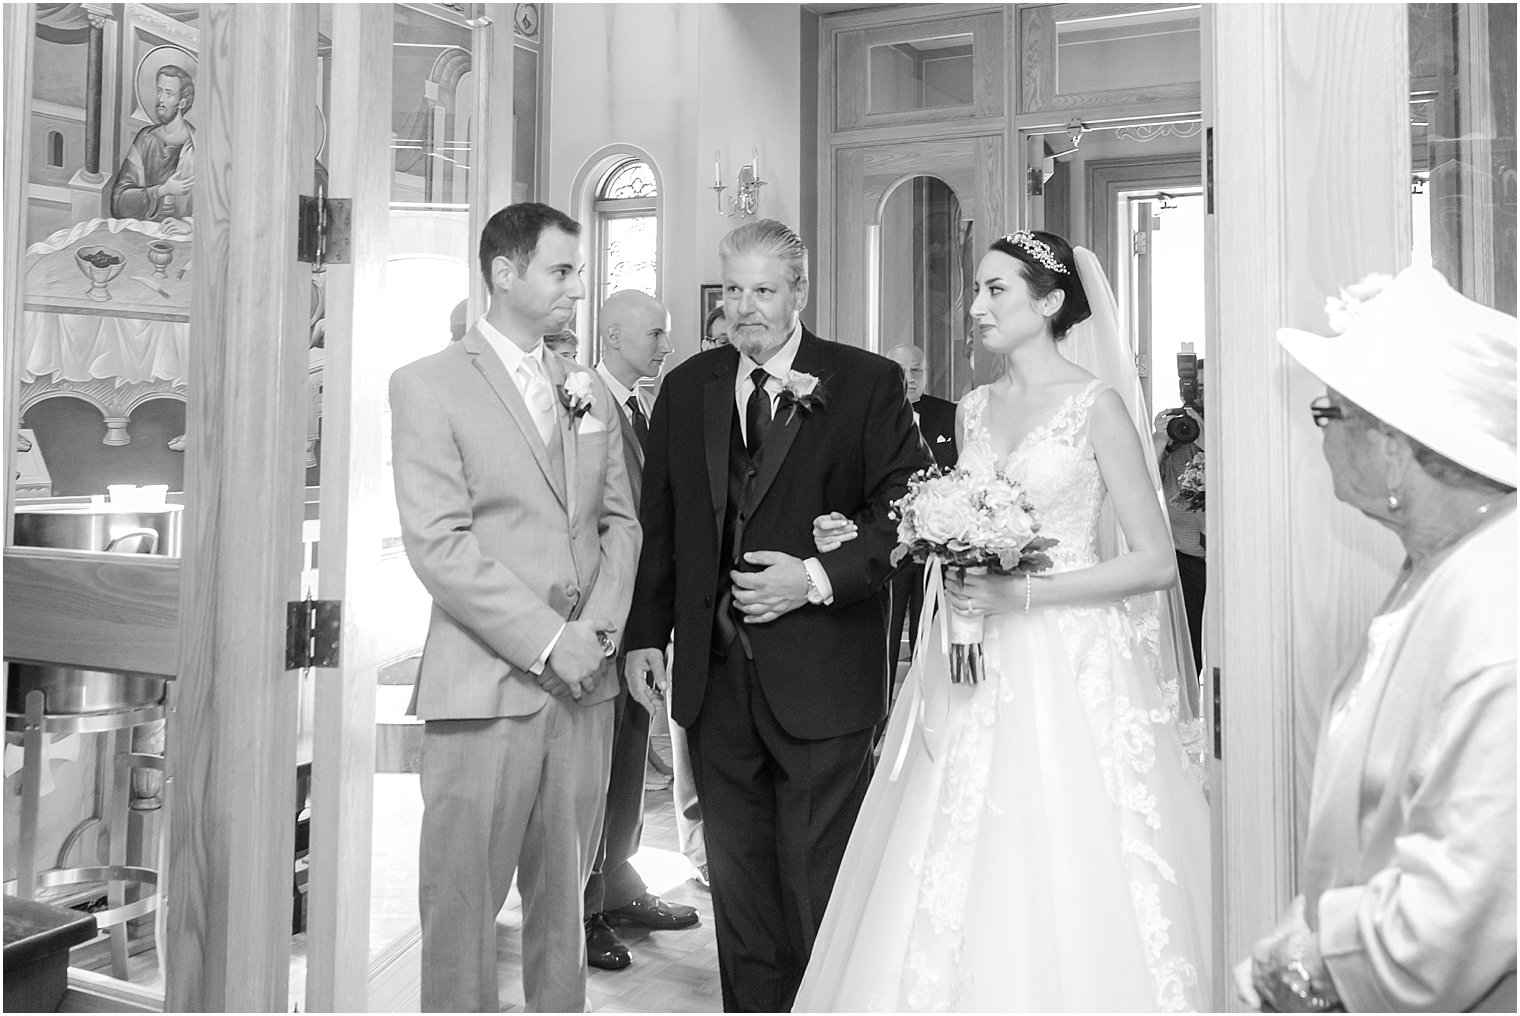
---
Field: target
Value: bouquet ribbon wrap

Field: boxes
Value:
[889,557,976,781]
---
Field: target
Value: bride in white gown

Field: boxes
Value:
[794,231,1211,1013]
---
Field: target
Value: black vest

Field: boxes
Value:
[715,406,762,656]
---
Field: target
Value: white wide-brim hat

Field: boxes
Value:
[1278,265,1518,487]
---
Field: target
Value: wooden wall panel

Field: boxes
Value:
[165,4,316,1010]
[3,550,180,676]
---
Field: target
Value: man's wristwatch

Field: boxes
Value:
[803,567,825,605]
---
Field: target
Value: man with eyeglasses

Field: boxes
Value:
[702,305,730,350]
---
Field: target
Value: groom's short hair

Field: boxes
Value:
[479,202,581,289]
[719,219,810,293]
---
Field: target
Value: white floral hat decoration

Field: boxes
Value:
[1277,265,1517,486]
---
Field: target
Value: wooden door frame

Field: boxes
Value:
[165,5,318,1010]
[1084,153,1204,284]
[1208,5,1408,1008]
[304,8,393,1011]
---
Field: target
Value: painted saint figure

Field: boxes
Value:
[110,65,195,221]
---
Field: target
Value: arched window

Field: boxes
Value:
[594,158,659,309]
[46,130,64,168]
[573,149,663,361]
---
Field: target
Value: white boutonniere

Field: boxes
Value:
[557,371,596,422]
[777,370,826,422]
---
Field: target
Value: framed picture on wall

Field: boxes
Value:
[700,283,723,331]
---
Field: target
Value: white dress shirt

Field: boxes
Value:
[595,361,655,424]
[731,322,833,604]
[476,316,564,673]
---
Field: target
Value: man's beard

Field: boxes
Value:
[155,103,176,125]
[732,321,789,361]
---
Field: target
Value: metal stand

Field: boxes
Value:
[7,690,166,980]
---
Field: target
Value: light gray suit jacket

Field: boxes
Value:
[389,325,641,721]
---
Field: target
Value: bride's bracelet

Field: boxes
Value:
[1023,573,1033,614]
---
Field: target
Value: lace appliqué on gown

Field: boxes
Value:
[897,381,1203,1012]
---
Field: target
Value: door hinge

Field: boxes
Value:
[297,186,352,268]
[1212,666,1222,760]
[1132,230,1150,256]
[286,595,342,670]
[1135,353,1150,378]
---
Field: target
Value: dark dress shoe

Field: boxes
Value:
[603,891,699,930]
[585,912,631,970]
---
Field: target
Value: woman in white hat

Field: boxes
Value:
[1238,266,1517,1012]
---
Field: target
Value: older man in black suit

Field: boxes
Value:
[624,220,930,1011]
[884,343,958,665]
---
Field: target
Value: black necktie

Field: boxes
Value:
[625,394,648,451]
[746,367,772,458]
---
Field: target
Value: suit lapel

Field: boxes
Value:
[544,353,579,520]
[464,327,567,512]
[745,330,825,515]
[703,352,736,523]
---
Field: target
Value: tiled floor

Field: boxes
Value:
[493,724,724,1013]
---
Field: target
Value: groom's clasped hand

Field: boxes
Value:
[542,616,617,700]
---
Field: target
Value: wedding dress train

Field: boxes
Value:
[794,380,1212,1013]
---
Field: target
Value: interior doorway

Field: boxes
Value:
[1125,188,1206,420]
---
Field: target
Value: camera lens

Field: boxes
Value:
[1167,412,1200,445]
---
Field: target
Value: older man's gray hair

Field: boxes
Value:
[719,219,810,292]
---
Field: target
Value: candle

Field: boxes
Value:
[714,151,722,188]
[751,147,760,180]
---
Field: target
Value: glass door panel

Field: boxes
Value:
[302,4,483,1010]
[5,4,203,1000]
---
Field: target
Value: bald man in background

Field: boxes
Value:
[885,344,957,669]
[585,290,698,971]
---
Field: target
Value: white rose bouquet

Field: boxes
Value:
[1173,450,1205,512]
[890,468,1058,684]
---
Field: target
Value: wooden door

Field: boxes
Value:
[830,136,1004,395]
[302,4,518,1010]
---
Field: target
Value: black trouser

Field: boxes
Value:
[887,563,924,666]
[687,649,874,1012]
[585,679,651,914]
[1176,550,1206,674]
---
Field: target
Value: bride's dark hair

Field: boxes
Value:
[989,230,1092,340]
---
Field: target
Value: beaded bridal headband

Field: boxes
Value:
[1001,231,1070,275]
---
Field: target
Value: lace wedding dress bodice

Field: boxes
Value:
[957,380,1106,573]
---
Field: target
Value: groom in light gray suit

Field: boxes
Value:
[389,202,641,1012]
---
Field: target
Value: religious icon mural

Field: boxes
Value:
[110,46,197,224]
[18,6,202,496]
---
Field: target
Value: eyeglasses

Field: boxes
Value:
[1309,397,1346,428]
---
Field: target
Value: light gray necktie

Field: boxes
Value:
[518,355,557,446]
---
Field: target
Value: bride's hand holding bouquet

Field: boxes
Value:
[890,468,1058,683]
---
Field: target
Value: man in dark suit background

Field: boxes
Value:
[624,220,930,1012]
[884,343,958,666]
[586,290,698,971]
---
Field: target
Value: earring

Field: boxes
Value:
[1386,487,1402,512]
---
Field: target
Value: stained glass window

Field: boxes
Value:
[585,156,661,360]
[601,160,658,199]
[594,158,659,305]
[602,214,657,302]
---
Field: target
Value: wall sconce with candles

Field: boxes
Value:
[712,149,766,217]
